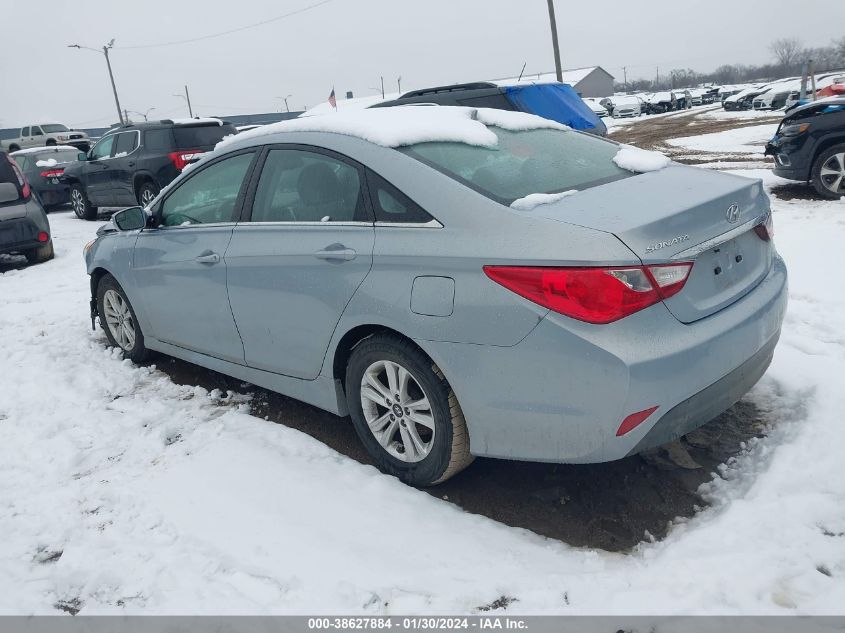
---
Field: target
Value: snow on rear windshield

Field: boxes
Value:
[399,127,630,206]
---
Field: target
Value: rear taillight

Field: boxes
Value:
[37,231,49,243]
[168,149,203,171]
[754,212,774,241]
[5,154,30,199]
[483,263,693,324]
[40,169,64,178]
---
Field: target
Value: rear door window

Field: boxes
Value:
[113,131,138,157]
[172,124,237,149]
[21,127,30,137]
[250,149,368,223]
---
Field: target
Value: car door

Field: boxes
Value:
[84,134,117,205]
[131,150,257,363]
[19,127,30,148]
[29,126,44,148]
[225,146,375,379]
[106,131,140,205]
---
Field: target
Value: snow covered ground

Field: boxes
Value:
[666,123,779,155]
[1,127,844,615]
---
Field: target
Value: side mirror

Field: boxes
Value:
[77,152,88,161]
[113,206,147,231]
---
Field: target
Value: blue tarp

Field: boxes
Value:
[503,83,603,133]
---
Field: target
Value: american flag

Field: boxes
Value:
[327,87,337,109]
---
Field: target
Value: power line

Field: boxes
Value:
[117,0,336,50]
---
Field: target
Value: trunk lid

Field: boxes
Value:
[527,165,774,323]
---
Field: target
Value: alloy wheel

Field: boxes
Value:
[71,189,85,218]
[360,360,435,463]
[819,153,845,195]
[102,289,136,351]
[140,188,156,207]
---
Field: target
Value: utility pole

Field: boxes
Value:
[656,66,660,88]
[623,66,627,92]
[68,39,124,125]
[380,76,385,98]
[184,85,194,118]
[546,0,563,82]
[397,76,402,94]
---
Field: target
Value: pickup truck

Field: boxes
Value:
[0,124,91,153]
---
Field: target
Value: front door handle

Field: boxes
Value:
[314,245,357,261]
[195,251,220,264]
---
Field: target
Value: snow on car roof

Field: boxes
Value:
[10,145,79,156]
[171,117,224,126]
[217,106,569,151]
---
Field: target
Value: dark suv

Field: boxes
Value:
[63,119,237,220]
[371,81,607,136]
[765,98,845,199]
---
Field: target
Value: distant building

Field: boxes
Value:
[491,66,615,98]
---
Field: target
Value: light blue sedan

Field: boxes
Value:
[84,107,787,485]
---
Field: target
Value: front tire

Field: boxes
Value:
[96,274,150,363]
[811,144,845,200]
[24,241,54,264]
[70,184,98,220]
[345,333,473,486]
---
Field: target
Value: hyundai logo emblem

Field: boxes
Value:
[726,203,740,223]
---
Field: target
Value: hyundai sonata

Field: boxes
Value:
[84,107,787,485]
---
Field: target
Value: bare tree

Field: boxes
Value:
[770,38,803,70]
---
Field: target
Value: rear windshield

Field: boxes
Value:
[172,124,237,149]
[398,127,630,205]
[41,124,70,133]
[31,149,79,164]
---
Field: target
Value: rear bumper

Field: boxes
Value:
[0,217,47,255]
[422,255,788,463]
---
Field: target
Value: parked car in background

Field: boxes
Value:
[582,97,609,117]
[0,123,90,153]
[673,90,692,110]
[371,81,607,136]
[10,145,81,209]
[766,97,845,199]
[688,89,706,106]
[62,118,237,219]
[724,86,766,111]
[701,88,720,104]
[645,91,676,114]
[0,151,54,264]
[610,95,642,118]
[84,106,786,486]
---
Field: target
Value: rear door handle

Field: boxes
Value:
[195,251,220,264]
[314,246,357,261]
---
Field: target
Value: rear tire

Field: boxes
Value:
[811,144,845,200]
[70,184,98,220]
[96,274,150,363]
[24,241,54,264]
[345,333,473,486]
[137,181,159,208]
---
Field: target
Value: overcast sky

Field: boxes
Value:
[1,0,842,129]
